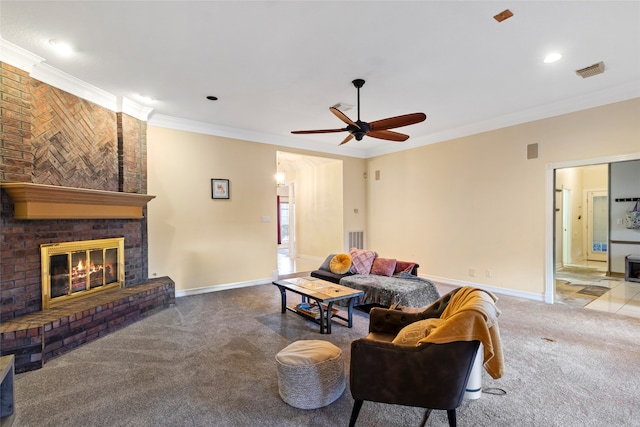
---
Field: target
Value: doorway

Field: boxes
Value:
[275,151,343,276]
[554,164,609,307]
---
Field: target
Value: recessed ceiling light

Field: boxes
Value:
[49,39,73,56]
[544,53,562,63]
[206,95,218,101]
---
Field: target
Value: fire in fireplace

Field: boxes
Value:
[41,238,125,309]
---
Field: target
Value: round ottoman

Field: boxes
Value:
[275,340,346,409]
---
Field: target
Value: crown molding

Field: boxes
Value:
[147,114,367,158]
[1,39,154,121]
[364,82,640,158]
[0,38,44,70]
[121,97,154,121]
[0,38,116,112]
[30,62,118,111]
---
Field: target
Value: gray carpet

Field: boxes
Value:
[11,283,640,426]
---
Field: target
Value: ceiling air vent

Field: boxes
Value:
[576,61,605,78]
[331,102,353,112]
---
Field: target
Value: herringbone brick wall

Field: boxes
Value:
[0,63,33,182]
[118,112,147,194]
[31,79,118,190]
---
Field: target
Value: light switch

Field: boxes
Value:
[262,216,270,222]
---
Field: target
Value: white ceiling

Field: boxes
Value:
[1,1,639,158]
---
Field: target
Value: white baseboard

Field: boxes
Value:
[175,278,269,298]
[422,274,545,302]
[174,273,546,303]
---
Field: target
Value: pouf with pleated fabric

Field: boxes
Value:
[275,340,346,409]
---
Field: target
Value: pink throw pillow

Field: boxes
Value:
[371,257,397,277]
[395,261,416,275]
[349,248,377,274]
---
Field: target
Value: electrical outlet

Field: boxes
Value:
[486,270,492,278]
[469,268,475,277]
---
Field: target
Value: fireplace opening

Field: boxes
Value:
[41,238,125,309]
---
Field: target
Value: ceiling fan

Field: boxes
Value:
[291,79,426,146]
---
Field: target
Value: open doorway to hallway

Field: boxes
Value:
[275,151,343,276]
[554,164,612,308]
[547,155,640,319]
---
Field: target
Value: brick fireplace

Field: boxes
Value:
[0,62,174,372]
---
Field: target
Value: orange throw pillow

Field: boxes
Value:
[329,253,352,274]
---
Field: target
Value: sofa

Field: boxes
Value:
[310,249,440,309]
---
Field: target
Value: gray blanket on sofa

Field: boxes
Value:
[339,272,440,307]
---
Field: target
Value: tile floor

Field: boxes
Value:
[584,279,640,318]
[277,248,320,276]
[558,260,640,319]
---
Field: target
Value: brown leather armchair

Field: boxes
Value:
[348,289,483,427]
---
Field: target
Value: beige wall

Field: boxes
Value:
[295,160,344,258]
[147,127,366,293]
[147,127,277,291]
[366,98,640,298]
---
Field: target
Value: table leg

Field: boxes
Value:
[346,297,356,328]
[276,285,286,313]
[325,302,335,334]
[317,302,326,334]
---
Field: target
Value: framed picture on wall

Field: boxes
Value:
[211,179,230,199]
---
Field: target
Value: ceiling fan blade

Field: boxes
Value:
[338,134,354,146]
[369,113,426,131]
[368,129,409,142]
[291,128,346,134]
[330,107,360,129]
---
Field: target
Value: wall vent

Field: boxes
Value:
[576,61,605,78]
[348,231,364,250]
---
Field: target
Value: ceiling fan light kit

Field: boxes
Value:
[291,79,426,146]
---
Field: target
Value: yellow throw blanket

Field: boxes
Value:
[419,286,504,379]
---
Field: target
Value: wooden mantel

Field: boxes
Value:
[0,183,155,219]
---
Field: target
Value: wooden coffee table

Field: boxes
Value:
[273,277,364,334]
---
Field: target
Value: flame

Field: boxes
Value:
[77,259,85,271]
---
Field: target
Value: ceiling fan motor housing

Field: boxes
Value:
[353,121,370,140]
[352,78,366,88]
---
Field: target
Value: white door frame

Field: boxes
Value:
[288,183,296,258]
[545,152,640,303]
